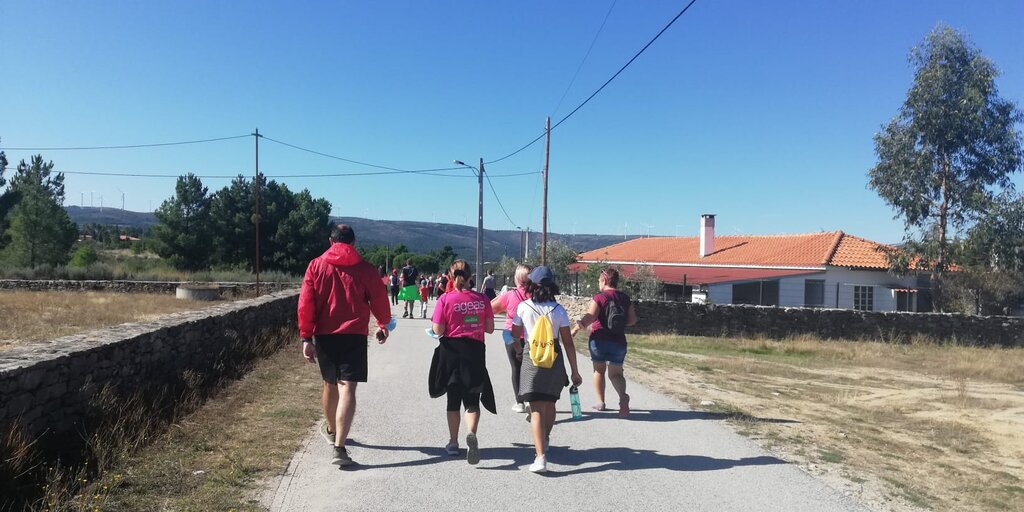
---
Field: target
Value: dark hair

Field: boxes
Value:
[601,267,620,287]
[527,279,560,303]
[449,259,472,291]
[330,224,355,244]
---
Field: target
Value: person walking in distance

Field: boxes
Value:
[571,268,637,417]
[389,268,400,306]
[399,259,420,318]
[490,264,531,413]
[298,224,394,467]
[511,266,583,473]
[482,270,497,300]
[429,259,496,464]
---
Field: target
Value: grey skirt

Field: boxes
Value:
[519,346,568,401]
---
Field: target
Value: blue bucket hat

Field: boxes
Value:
[527,265,555,283]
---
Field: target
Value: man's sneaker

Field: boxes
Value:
[529,455,547,473]
[466,433,480,465]
[402,312,409,318]
[511,403,527,413]
[444,442,460,456]
[331,446,354,467]
[319,422,336,445]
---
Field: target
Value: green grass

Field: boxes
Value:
[817,449,846,464]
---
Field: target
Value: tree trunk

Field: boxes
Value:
[933,157,951,312]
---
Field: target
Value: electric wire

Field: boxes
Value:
[56,169,540,179]
[0,134,251,151]
[484,171,519,228]
[486,0,699,165]
[260,135,463,173]
[550,0,618,117]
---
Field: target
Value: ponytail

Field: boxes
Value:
[449,259,472,291]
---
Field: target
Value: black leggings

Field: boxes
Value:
[446,385,481,413]
[505,336,524,402]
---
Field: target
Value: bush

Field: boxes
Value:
[69,244,100,268]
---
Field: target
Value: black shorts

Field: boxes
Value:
[315,334,369,383]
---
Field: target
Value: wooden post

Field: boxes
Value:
[254,128,261,297]
[542,117,550,265]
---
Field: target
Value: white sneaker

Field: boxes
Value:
[529,455,547,473]
[511,403,527,413]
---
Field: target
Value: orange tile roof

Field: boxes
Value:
[576,231,895,270]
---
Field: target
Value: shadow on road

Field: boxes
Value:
[555,409,799,425]
[345,440,785,476]
[542,446,787,477]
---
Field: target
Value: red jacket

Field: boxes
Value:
[298,243,392,339]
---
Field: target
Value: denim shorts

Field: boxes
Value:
[589,339,627,365]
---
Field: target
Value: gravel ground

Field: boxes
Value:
[262,303,867,512]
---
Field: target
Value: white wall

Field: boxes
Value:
[824,267,919,311]
[710,268,922,312]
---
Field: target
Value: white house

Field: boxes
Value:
[574,215,929,312]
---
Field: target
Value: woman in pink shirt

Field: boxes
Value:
[431,259,495,464]
[490,264,531,413]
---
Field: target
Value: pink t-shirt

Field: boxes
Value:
[497,287,529,331]
[432,289,494,342]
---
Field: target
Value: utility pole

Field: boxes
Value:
[254,127,261,296]
[477,157,484,291]
[542,117,550,266]
[525,228,530,261]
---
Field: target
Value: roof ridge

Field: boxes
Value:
[823,230,845,265]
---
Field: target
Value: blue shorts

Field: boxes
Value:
[589,339,627,366]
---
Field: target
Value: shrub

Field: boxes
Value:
[69,244,100,268]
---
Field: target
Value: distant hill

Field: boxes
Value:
[65,207,630,260]
[67,206,160,228]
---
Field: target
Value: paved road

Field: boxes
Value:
[263,303,866,512]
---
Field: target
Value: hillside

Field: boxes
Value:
[65,207,630,260]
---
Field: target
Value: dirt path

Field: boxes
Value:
[626,346,1024,511]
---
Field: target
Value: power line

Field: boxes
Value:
[260,135,463,174]
[0,134,251,151]
[57,169,540,179]
[486,0,699,165]
[485,171,519,227]
[550,0,618,117]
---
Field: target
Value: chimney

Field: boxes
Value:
[699,214,716,258]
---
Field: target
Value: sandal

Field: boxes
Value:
[591,403,607,412]
[618,394,630,418]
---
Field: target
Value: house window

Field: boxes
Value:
[853,285,874,311]
[895,290,915,312]
[733,280,779,306]
[804,279,825,307]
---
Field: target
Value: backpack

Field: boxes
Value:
[390,275,399,286]
[402,266,416,285]
[525,302,559,369]
[601,291,628,334]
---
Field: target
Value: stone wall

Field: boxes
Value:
[0,279,298,296]
[560,296,1024,347]
[0,290,300,448]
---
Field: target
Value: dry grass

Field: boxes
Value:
[616,333,1024,512]
[0,291,211,350]
[80,341,321,511]
[1,328,309,511]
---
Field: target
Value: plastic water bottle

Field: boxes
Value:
[569,386,582,419]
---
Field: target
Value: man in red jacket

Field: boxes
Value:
[298,224,393,467]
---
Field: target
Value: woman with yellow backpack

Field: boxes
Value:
[511,266,583,473]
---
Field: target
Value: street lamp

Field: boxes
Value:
[454,159,484,290]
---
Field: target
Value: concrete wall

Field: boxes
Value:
[0,279,298,296]
[0,290,300,448]
[559,295,1023,347]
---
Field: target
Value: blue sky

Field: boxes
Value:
[1,0,1021,244]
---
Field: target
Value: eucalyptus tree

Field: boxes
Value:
[868,25,1023,310]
